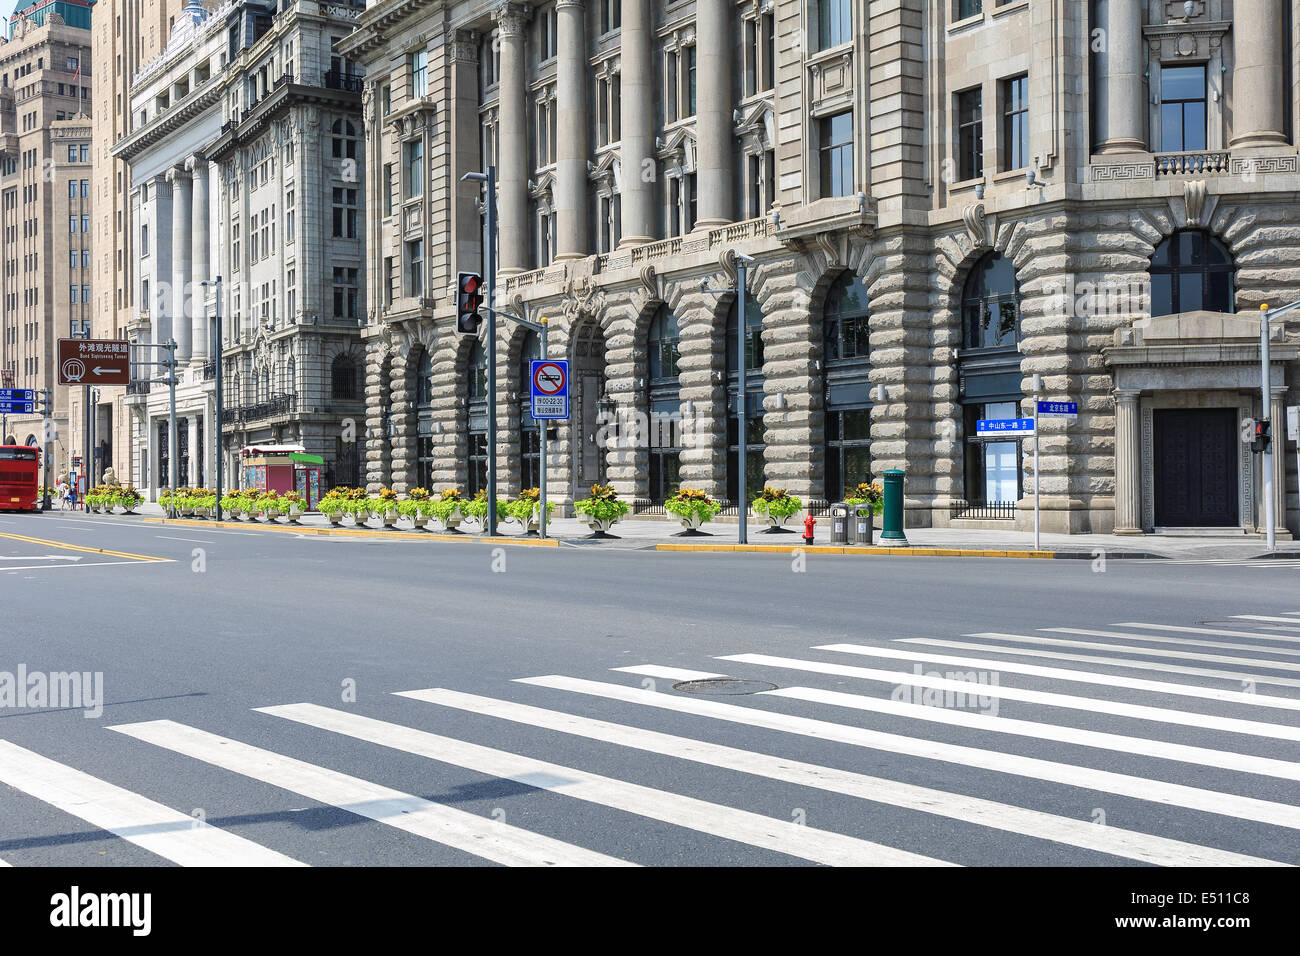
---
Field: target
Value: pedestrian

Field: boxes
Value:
[55,478,70,511]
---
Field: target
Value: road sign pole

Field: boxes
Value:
[737,262,748,546]
[539,318,548,540]
[40,388,51,511]
[1033,388,1041,552]
[83,384,90,506]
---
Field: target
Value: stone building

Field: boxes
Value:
[0,1,92,477]
[110,0,366,496]
[345,0,1300,536]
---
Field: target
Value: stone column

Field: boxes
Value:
[494,2,532,273]
[694,0,733,227]
[1094,0,1146,153]
[1230,0,1288,149]
[619,0,654,245]
[449,32,483,273]
[1272,386,1289,534]
[1113,389,1142,533]
[189,156,209,361]
[555,0,589,258]
[166,166,193,362]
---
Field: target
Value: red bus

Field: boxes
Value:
[0,445,40,512]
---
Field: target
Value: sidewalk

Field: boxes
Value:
[114,503,1300,560]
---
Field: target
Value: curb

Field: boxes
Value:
[654,543,1168,560]
[137,516,561,547]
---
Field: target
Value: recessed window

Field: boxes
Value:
[404,139,423,199]
[1149,229,1235,315]
[957,87,984,181]
[818,0,852,50]
[1001,75,1028,170]
[962,252,1020,350]
[818,111,854,198]
[1160,65,1206,152]
[409,49,427,98]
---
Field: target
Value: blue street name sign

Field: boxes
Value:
[976,418,1036,438]
[1037,400,1078,419]
[530,359,570,420]
[0,388,35,414]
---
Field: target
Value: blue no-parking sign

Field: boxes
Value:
[529,359,570,420]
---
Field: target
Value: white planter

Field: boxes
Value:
[288,506,303,523]
[411,513,429,530]
[380,511,399,527]
[325,511,344,526]
[587,516,621,534]
[352,510,370,526]
[439,506,464,531]
[676,512,705,531]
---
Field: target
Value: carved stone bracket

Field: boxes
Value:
[961,202,989,249]
[1182,179,1208,227]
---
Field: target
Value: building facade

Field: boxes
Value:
[347,0,1300,536]
[110,0,366,496]
[89,0,185,489]
[0,2,92,478]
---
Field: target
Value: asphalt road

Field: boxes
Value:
[0,509,1298,867]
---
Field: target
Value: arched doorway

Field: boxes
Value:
[570,318,607,497]
[820,272,872,502]
[646,306,682,502]
[958,252,1023,516]
[517,330,541,490]
[726,293,766,505]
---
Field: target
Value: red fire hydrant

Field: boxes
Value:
[803,513,816,546]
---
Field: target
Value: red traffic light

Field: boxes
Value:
[460,274,480,295]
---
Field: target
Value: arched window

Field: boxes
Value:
[518,331,541,489]
[646,306,681,501]
[331,119,357,160]
[466,341,488,495]
[961,252,1020,350]
[822,272,872,502]
[331,354,358,400]
[1149,229,1235,316]
[726,294,766,505]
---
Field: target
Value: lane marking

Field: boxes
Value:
[0,556,81,561]
[258,702,950,867]
[817,643,1300,714]
[517,676,1300,832]
[611,665,730,681]
[0,739,303,867]
[902,639,1300,690]
[968,632,1300,674]
[0,560,160,572]
[0,531,169,563]
[154,536,215,544]
[109,719,630,867]
[399,687,1284,867]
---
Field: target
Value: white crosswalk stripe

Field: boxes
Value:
[518,675,1300,831]
[902,638,1300,689]
[1112,621,1300,641]
[815,642,1300,713]
[257,701,949,867]
[0,739,304,867]
[1232,615,1300,625]
[107,719,629,867]
[1048,627,1300,655]
[726,651,1300,740]
[967,632,1300,674]
[396,686,1283,866]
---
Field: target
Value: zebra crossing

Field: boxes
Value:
[2,612,1300,866]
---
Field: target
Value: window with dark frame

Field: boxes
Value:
[819,111,853,198]
[1159,64,1207,152]
[819,0,852,50]
[1149,229,1235,315]
[1001,74,1028,171]
[957,87,984,181]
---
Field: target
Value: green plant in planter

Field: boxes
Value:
[281,490,304,512]
[665,487,722,525]
[426,488,463,522]
[844,481,884,515]
[369,486,400,517]
[396,488,428,519]
[256,490,286,515]
[462,489,506,524]
[573,483,631,524]
[752,486,803,523]
[158,488,175,510]
[505,487,556,524]
[219,492,247,513]
[319,489,347,518]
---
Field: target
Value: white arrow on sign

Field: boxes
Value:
[93,366,118,376]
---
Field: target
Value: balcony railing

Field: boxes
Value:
[950,500,1017,520]
[323,71,363,93]
[1154,150,1232,177]
[222,393,297,424]
[125,380,151,396]
[202,362,216,381]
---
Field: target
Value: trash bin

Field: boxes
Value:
[852,504,874,546]
[880,469,908,544]
[829,503,849,545]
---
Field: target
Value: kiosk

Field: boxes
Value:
[239,445,324,510]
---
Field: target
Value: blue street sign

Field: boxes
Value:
[529,359,570,420]
[0,389,34,415]
[976,418,1035,438]
[1037,400,1078,419]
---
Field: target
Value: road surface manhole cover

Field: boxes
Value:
[672,678,778,695]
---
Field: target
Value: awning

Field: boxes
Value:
[240,444,305,456]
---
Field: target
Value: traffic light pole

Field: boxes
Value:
[462,166,499,536]
[40,387,51,511]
